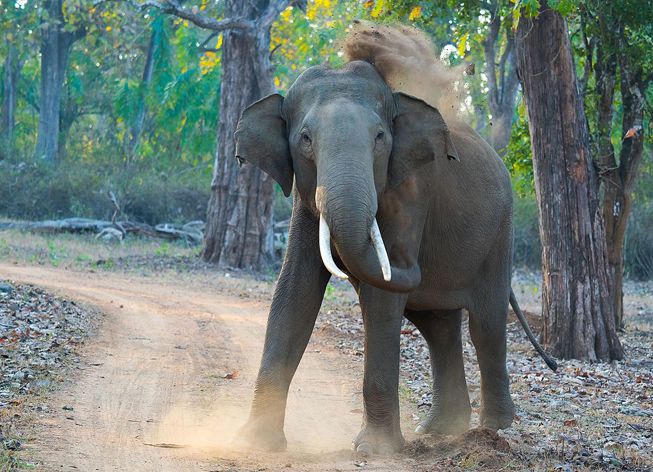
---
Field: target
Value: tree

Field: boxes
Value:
[515,1,624,361]
[33,0,86,162]
[134,0,299,268]
[126,16,164,161]
[1,43,20,157]
[580,1,653,328]
[202,0,278,269]
[1,2,34,160]
[482,1,520,154]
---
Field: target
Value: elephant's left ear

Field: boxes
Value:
[389,92,459,189]
[235,94,294,197]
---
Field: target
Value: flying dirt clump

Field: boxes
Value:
[344,21,465,121]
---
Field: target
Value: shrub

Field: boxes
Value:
[0,158,210,224]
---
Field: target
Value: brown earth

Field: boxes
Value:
[0,263,430,471]
[7,262,646,471]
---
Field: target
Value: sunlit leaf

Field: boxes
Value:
[408,6,422,21]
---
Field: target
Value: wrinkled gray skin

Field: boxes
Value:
[234,61,515,455]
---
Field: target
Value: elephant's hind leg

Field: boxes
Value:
[468,297,515,430]
[405,309,471,435]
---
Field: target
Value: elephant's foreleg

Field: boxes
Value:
[237,203,331,451]
[353,284,407,455]
[405,309,471,435]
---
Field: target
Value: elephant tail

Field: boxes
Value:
[510,289,558,372]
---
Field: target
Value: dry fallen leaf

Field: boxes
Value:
[624,125,642,139]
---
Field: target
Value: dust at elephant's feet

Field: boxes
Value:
[232,419,288,453]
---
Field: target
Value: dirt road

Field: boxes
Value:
[1,264,411,471]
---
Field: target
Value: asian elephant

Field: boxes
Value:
[234,60,556,455]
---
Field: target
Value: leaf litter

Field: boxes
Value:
[314,272,653,471]
[1,269,651,471]
[0,279,99,458]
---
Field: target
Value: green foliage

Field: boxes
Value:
[512,194,541,268]
[271,0,366,89]
[273,186,293,223]
[503,101,534,197]
[626,161,653,279]
[0,0,651,278]
[0,447,35,471]
[0,157,209,224]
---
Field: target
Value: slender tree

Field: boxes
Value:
[1,43,20,158]
[482,0,520,155]
[515,2,624,361]
[583,1,652,328]
[126,16,163,161]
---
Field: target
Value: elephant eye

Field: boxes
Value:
[301,131,312,145]
[375,130,385,141]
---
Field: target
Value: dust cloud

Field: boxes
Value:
[344,21,466,121]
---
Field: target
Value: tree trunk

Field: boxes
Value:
[1,43,20,156]
[201,0,275,269]
[128,18,162,160]
[33,0,83,163]
[606,58,647,329]
[592,16,648,330]
[594,39,622,329]
[515,3,624,361]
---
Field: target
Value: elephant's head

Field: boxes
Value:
[235,61,458,292]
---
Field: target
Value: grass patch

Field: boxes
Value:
[0,448,35,471]
[0,229,199,272]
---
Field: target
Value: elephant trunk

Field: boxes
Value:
[319,215,390,281]
[316,170,421,293]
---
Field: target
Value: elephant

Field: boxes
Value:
[233,60,556,455]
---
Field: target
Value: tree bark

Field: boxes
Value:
[1,43,20,156]
[33,0,84,163]
[593,38,623,329]
[515,3,624,361]
[201,0,275,269]
[483,1,520,155]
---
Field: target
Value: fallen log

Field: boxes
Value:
[0,218,112,233]
[0,218,204,245]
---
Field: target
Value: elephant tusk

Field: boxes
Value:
[319,215,349,280]
[370,219,392,282]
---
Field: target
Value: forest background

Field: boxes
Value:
[0,0,651,280]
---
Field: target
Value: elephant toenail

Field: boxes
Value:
[355,442,373,456]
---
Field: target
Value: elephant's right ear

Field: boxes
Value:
[235,94,293,197]
[389,92,459,189]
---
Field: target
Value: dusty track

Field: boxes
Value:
[1,264,413,471]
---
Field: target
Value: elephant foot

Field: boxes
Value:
[232,417,287,452]
[352,425,405,456]
[479,398,515,430]
[414,405,470,436]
